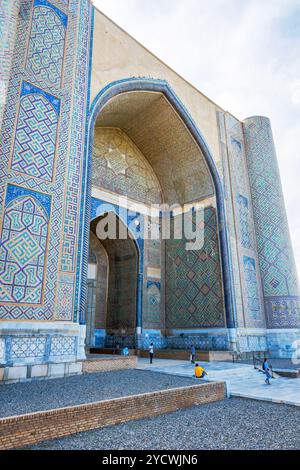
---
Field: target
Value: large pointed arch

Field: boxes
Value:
[77,78,237,332]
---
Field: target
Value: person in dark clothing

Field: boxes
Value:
[190,344,196,364]
[263,357,272,385]
[149,343,154,364]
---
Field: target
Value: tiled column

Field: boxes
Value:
[244,116,300,357]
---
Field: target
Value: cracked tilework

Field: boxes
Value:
[244,116,300,328]
[11,82,59,181]
[0,185,50,304]
[26,0,67,87]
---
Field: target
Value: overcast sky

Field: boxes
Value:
[93,0,300,278]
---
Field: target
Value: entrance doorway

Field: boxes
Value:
[86,214,139,349]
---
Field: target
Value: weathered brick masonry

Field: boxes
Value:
[83,355,137,373]
[138,349,232,361]
[0,381,226,449]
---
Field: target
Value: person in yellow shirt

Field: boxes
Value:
[194,363,207,379]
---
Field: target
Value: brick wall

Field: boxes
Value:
[138,349,232,361]
[0,381,226,449]
[83,356,137,373]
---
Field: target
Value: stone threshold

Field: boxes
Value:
[0,381,226,450]
[273,368,300,379]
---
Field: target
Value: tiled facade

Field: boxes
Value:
[0,1,299,376]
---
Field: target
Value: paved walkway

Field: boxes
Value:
[136,358,300,406]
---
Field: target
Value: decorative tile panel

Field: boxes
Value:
[0,185,50,304]
[243,257,260,320]
[0,0,92,322]
[220,112,265,329]
[244,116,300,328]
[11,335,46,359]
[60,0,91,279]
[26,0,67,87]
[166,207,225,328]
[144,283,161,329]
[11,82,59,182]
[50,335,76,356]
[238,195,252,249]
[56,273,74,320]
[92,128,163,205]
[0,1,20,128]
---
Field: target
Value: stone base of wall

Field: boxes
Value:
[140,332,229,351]
[0,381,226,450]
[138,349,232,361]
[0,361,83,384]
[0,322,86,367]
[267,329,300,359]
[0,356,137,384]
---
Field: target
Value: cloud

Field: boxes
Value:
[93,0,300,278]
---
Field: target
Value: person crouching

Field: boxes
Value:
[194,363,207,379]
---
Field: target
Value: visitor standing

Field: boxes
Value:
[149,343,154,364]
[190,344,196,364]
[263,357,272,385]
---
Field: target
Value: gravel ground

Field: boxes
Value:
[0,370,198,418]
[29,398,300,450]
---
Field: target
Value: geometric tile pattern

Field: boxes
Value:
[26,1,67,87]
[244,116,300,328]
[0,186,50,304]
[220,112,265,330]
[60,0,91,280]
[11,83,59,182]
[166,207,225,328]
[10,336,46,359]
[56,273,74,321]
[238,195,252,249]
[93,128,163,205]
[243,257,260,320]
[0,0,20,127]
[265,296,300,329]
[0,0,91,322]
[144,283,161,329]
[50,336,76,356]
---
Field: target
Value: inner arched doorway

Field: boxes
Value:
[86,214,139,349]
[79,78,237,352]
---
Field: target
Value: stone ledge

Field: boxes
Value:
[273,368,300,379]
[0,362,83,384]
[0,381,226,450]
